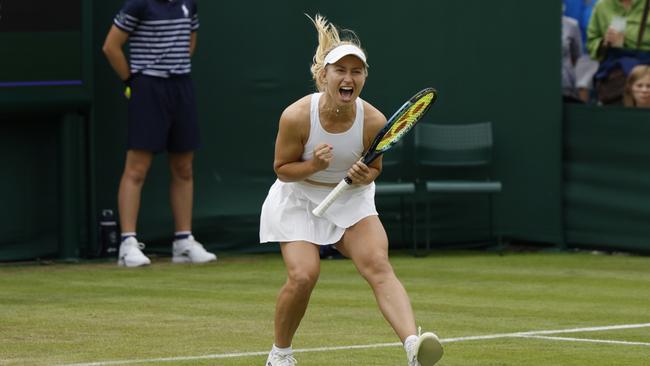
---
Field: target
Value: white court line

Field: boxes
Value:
[441,322,650,343]
[516,322,650,336]
[59,322,650,366]
[519,335,650,347]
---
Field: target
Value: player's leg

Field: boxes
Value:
[267,241,320,365]
[117,149,153,267]
[276,241,321,345]
[337,215,416,339]
[336,215,442,365]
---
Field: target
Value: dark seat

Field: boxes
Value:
[415,121,502,250]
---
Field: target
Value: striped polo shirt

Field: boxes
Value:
[113,0,199,78]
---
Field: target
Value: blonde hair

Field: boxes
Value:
[624,64,650,107]
[306,14,367,91]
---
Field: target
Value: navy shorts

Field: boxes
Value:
[127,74,200,153]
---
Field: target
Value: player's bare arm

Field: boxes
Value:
[274,96,331,182]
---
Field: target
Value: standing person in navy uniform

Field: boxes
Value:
[102,0,216,267]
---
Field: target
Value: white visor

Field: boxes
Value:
[324,44,369,67]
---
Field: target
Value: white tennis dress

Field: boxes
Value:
[259,93,378,245]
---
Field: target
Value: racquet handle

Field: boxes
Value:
[312,177,353,217]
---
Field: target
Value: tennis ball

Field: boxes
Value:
[124,86,131,99]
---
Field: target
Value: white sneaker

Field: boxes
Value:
[117,237,151,267]
[172,235,217,264]
[406,330,443,366]
[266,350,297,366]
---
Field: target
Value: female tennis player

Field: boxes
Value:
[259,14,443,366]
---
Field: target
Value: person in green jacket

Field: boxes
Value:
[587,0,650,59]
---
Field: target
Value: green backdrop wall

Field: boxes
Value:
[0,0,92,261]
[1,1,568,260]
[565,104,650,253]
[88,0,564,253]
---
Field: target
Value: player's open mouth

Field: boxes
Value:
[339,87,353,99]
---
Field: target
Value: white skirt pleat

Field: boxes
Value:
[259,179,377,245]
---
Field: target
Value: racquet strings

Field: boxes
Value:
[375,90,436,152]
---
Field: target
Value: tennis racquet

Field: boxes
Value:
[312,87,438,217]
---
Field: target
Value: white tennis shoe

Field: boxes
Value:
[172,235,217,264]
[117,237,151,267]
[406,330,443,366]
[265,350,297,366]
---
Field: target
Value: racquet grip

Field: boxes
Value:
[312,177,352,217]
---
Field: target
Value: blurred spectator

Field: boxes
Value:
[564,0,600,103]
[623,64,650,106]
[575,54,600,102]
[563,14,585,102]
[587,0,650,105]
[587,0,650,58]
[564,0,597,50]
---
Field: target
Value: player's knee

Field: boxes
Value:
[288,270,319,291]
[359,255,392,281]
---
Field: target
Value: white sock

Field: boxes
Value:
[272,344,293,355]
[121,232,137,242]
[404,335,418,350]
